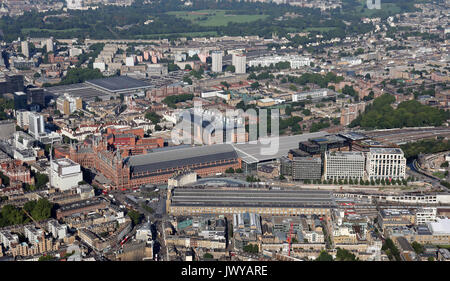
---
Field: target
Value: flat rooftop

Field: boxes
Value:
[369,147,404,154]
[232,131,328,164]
[86,76,153,93]
[338,132,368,141]
[170,188,335,209]
[124,144,238,175]
[45,83,110,101]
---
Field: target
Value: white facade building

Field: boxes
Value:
[48,220,68,240]
[125,56,135,67]
[248,55,310,69]
[366,148,406,181]
[415,207,437,225]
[324,151,365,180]
[46,38,54,53]
[292,88,331,102]
[211,51,223,73]
[24,225,43,245]
[16,110,31,128]
[93,62,106,72]
[28,112,45,138]
[50,158,83,191]
[66,0,83,9]
[0,230,19,249]
[21,41,29,58]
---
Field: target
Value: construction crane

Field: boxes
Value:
[287,222,294,257]
[21,207,45,231]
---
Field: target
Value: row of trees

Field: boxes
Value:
[45,68,104,87]
[315,248,356,261]
[303,177,408,186]
[400,138,450,160]
[225,168,243,174]
[350,94,450,129]
[0,198,53,227]
[162,94,194,108]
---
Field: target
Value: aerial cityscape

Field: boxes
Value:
[0,0,449,268]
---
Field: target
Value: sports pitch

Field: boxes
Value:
[167,10,269,27]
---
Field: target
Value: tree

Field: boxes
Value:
[315,250,333,261]
[220,81,231,90]
[203,253,213,259]
[243,244,259,254]
[127,210,143,226]
[335,248,356,261]
[33,172,49,189]
[411,241,424,254]
[30,198,53,221]
[225,65,235,73]
[225,168,235,174]
[250,82,260,90]
[38,255,57,261]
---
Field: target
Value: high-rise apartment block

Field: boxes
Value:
[21,41,29,58]
[56,93,82,115]
[28,112,45,138]
[46,38,54,53]
[232,53,246,74]
[211,51,223,73]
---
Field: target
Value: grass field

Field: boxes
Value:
[303,27,337,32]
[353,1,401,17]
[433,172,446,179]
[167,10,268,27]
[22,28,83,33]
[135,31,218,39]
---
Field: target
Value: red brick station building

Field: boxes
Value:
[55,135,241,190]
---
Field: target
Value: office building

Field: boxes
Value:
[366,148,406,181]
[324,151,365,180]
[232,54,246,74]
[13,91,27,110]
[27,88,45,107]
[50,158,83,191]
[0,74,24,94]
[211,51,223,73]
[292,157,322,180]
